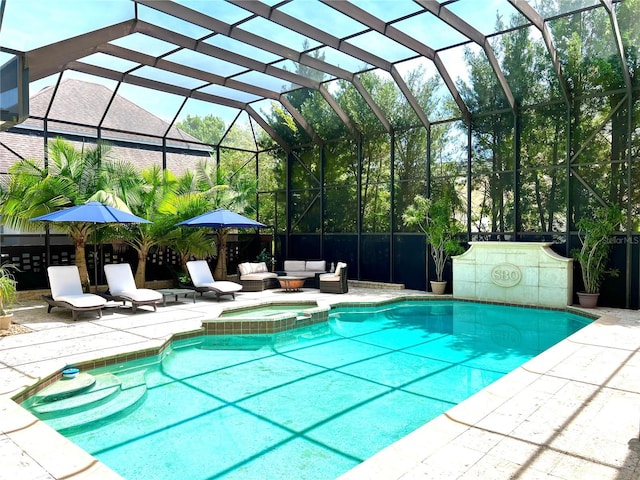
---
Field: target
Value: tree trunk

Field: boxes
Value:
[135,248,147,288]
[72,235,90,292]
[213,229,228,280]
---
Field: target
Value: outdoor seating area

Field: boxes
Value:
[40,258,349,322]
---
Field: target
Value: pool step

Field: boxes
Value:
[32,373,122,418]
[31,372,148,435]
[32,372,97,403]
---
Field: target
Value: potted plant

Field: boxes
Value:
[403,192,464,294]
[255,248,275,271]
[0,263,18,330]
[572,205,624,308]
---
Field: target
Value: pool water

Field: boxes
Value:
[26,300,590,480]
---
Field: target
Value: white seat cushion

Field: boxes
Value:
[56,294,107,308]
[196,281,242,293]
[187,260,215,287]
[241,272,278,280]
[48,265,85,298]
[319,275,340,282]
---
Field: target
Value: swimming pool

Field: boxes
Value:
[23,300,590,480]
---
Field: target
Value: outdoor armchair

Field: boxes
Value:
[319,263,349,294]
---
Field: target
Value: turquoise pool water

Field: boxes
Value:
[25,300,590,480]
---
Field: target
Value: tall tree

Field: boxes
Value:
[0,138,117,290]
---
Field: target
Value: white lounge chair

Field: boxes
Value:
[104,263,163,313]
[44,266,107,321]
[186,260,242,300]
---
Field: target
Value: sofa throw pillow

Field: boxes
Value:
[238,263,250,276]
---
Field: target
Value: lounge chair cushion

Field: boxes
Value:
[192,280,243,293]
[55,294,108,308]
[48,266,106,307]
[49,266,89,298]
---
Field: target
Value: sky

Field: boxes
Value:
[0,0,520,127]
[0,0,240,124]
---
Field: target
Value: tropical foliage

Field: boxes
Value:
[0,263,18,316]
[402,188,465,282]
[0,138,118,290]
[573,206,624,294]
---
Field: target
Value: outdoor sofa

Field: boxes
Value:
[280,260,327,288]
[237,261,279,291]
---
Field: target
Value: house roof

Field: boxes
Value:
[0,79,210,174]
[23,78,208,150]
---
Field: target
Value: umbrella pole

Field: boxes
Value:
[93,228,98,294]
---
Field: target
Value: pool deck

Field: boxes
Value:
[1,285,639,480]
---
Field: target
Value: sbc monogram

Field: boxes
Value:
[490,263,522,287]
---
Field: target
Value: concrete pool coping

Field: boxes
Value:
[1,286,639,479]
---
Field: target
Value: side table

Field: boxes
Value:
[156,288,197,306]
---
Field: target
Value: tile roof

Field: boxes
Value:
[0,79,211,175]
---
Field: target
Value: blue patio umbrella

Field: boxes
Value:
[176,208,266,229]
[31,201,151,291]
[30,201,151,224]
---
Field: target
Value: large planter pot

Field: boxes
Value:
[0,313,13,330]
[577,292,599,308]
[430,281,447,295]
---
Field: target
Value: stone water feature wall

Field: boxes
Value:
[452,242,573,308]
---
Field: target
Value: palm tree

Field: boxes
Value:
[100,163,176,287]
[190,159,258,280]
[156,191,214,275]
[0,138,115,290]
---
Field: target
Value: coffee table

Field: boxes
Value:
[277,276,306,292]
[156,288,197,306]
